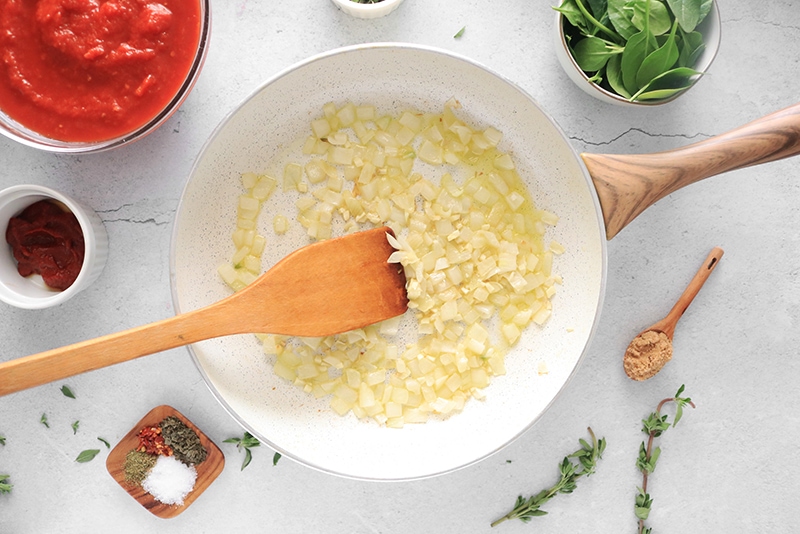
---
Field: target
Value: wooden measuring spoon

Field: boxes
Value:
[623,247,723,381]
[0,227,408,396]
[583,102,800,239]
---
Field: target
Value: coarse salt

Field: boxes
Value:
[141,454,197,506]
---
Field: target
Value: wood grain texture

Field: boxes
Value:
[646,247,724,340]
[582,102,800,239]
[0,227,407,396]
[105,405,224,519]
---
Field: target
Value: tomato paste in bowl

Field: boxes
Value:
[0,184,108,309]
[6,199,85,291]
[0,0,210,153]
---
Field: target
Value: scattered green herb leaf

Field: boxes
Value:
[224,432,261,471]
[491,427,606,527]
[97,437,111,449]
[72,421,80,435]
[61,385,76,399]
[273,452,282,466]
[555,0,712,101]
[635,385,695,534]
[0,436,5,446]
[40,414,49,429]
[0,474,11,494]
[75,449,101,463]
[454,26,466,39]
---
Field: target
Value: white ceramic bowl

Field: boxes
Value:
[0,0,210,153]
[0,185,108,309]
[329,0,404,19]
[554,1,721,106]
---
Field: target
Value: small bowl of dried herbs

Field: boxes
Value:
[106,405,224,518]
[329,0,405,19]
[553,0,721,105]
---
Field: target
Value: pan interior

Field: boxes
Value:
[170,44,607,480]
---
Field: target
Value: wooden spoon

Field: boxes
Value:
[0,227,408,396]
[623,247,724,381]
[583,102,800,239]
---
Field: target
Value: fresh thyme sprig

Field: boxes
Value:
[635,385,695,534]
[491,427,606,527]
[224,432,261,471]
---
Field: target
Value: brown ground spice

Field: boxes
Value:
[623,330,673,381]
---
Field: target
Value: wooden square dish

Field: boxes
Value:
[106,405,225,518]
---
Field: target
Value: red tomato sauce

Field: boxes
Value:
[0,0,202,142]
[6,200,85,290]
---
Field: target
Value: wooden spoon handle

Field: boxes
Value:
[657,247,724,339]
[582,102,800,239]
[0,308,226,397]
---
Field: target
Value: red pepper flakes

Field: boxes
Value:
[137,425,173,456]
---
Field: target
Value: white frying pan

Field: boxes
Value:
[170,44,800,480]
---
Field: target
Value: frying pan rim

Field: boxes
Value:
[169,42,609,481]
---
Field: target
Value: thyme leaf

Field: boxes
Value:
[636,385,695,534]
[273,452,282,466]
[72,421,80,435]
[224,432,261,470]
[61,385,76,399]
[40,414,49,428]
[0,436,5,446]
[0,474,11,494]
[97,437,111,449]
[75,449,101,463]
[491,427,606,527]
[454,26,466,39]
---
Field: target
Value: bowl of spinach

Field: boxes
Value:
[553,0,720,105]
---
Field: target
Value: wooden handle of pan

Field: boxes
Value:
[582,102,800,240]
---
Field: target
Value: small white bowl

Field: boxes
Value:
[554,1,721,106]
[0,185,108,309]
[329,0,404,19]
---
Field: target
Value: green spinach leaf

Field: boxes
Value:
[606,54,632,98]
[608,0,638,40]
[636,19,680,88]
[585,0,609,19]
[621,30,658,94]
[678,29,705,67]
[555,0,591,34]
[630,66,702,100]
[631,0,672,36]
[666,0,712,32]
[573,36,622,71]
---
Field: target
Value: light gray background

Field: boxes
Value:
[1,1,798,532]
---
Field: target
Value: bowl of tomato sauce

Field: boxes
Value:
[0,0,210,153]
[0,185,108,308]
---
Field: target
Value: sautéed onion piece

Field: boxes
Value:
[217,100,562,427]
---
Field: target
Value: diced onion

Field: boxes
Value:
[218,102,560,427]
